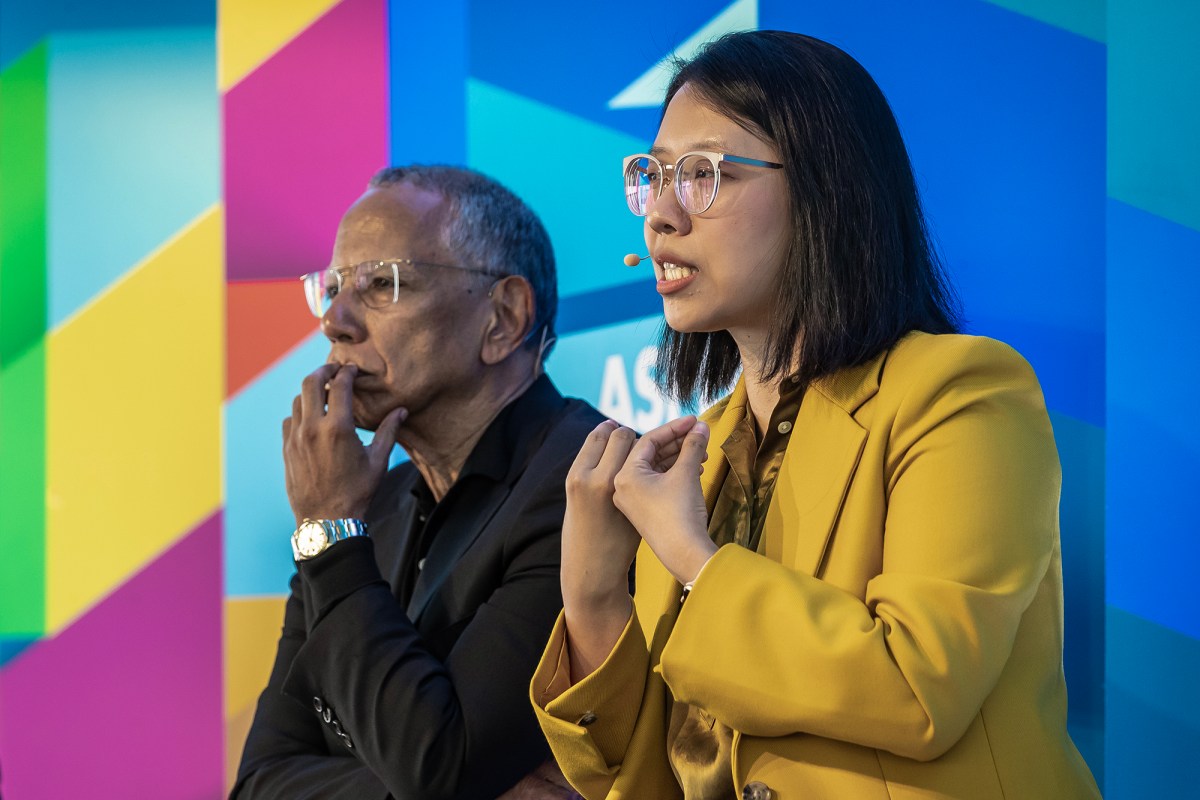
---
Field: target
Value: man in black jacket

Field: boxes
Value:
[232,166,601,800]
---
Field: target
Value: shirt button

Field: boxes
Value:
[742,781,775,800]
[577,712,598,726]
[777,420,793,434]
[418,557,426,571]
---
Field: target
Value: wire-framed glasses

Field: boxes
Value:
[300,259,507,318]
[622,150,784,216]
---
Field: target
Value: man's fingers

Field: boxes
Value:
[324,364,357,424]
[299,363,340,419]
[369,406,407,465]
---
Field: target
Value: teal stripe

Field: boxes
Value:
[982,0,1105,42]
[1106,606,1200,798]
[1108,0,1200,232]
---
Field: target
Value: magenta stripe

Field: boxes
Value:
[0,513,224,799]
[224,0,389,281]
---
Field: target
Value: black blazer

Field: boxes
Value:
[232,377,604,800]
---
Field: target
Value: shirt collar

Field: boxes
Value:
[457,374,565,485]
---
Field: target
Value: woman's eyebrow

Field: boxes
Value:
[649,138,732,158]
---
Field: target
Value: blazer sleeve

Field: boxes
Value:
[659,337,1061,761]
[230,573,390,800]
[242,481,568,800]
[532,606,686,800]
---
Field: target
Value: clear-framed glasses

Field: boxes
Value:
[623,150,784,216]
[300,258,507,318]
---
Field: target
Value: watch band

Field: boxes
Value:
[292,518,369,561]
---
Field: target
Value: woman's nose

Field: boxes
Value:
[646,184,691,236]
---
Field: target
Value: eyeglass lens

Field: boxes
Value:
[302,261,400,318]
[624,154,718,216]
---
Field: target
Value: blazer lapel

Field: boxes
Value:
[405,481,510,621]
[699,379,747,515]
[373,507,422,603]
[759,352,887,575]
[366,471,424,603]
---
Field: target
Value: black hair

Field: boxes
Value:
[370,165,558,360]
[655,30,960,402]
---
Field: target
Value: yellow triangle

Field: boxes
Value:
[224,596,287,718]
[219,0,344,91]
[46,207,225,632]
[224,595,286,792]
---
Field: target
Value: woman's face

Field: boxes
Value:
[644,83,792,343]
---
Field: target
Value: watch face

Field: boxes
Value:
[297,522,328,557]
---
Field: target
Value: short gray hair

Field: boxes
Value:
[369,165,557,360]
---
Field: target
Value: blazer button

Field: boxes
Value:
[577,712,598,727]
[341,732,355,750]
[322,706,333,724]
[312,697,324,714]
[742,781,774,800]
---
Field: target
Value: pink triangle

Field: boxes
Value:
[0,513,223,799]
[224,0,389,281]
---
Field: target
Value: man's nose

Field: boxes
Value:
[321,291,367,343]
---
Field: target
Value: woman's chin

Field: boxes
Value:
[663,312,720,335]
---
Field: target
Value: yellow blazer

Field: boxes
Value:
[532,333,1100,799]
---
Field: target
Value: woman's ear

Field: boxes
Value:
[480,275,536,366]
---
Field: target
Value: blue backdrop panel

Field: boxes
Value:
[1106,199,1199,639]
[0,0,214,70]
[1108,0,1200,232]
[468,0,732,142]
[547,313,693,430]
[1052,411,1105,774]
[762,0,1106,427]
[981,0,1104,42]
[388,0,468,165]
[46,28,218,328]
[225,332,330,598]
[467,79,648,299]
[1105,607,1200,799]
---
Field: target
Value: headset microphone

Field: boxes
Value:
[624,253,649,267]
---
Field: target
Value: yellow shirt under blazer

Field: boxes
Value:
[532,333,1101,800]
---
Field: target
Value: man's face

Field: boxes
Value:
[322,184,494,430]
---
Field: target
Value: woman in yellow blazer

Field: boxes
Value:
[531,31,1100,800]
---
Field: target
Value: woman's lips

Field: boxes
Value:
[656,260,699,294]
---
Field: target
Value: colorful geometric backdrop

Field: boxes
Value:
[1,1,1195,797]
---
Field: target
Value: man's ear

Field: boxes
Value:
[480,275,536,366]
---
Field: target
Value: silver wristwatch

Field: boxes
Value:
[291,518,369,561]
